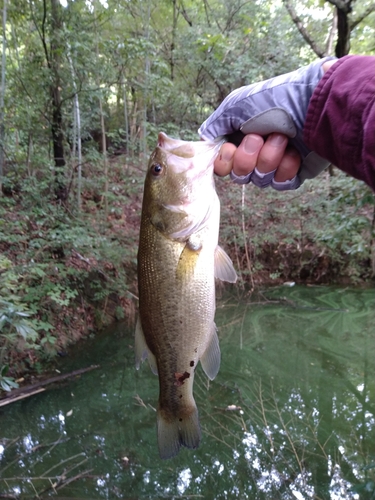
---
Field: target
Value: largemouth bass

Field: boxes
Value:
[135,132,237,459]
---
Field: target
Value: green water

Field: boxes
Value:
[0,286,374,499]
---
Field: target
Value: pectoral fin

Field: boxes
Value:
[176,241,200,280]
[200,323,221,381]
[135,316,158,375]
[214,246,237,283]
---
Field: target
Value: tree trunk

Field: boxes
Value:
[94,19,108,216]
[26,133,33,176]
[325,0,353,57]
[51,88,67,202]
[335,4,351,57]
[0,0,7,196]
[67,40,82,211]
[50,0,67,203]
[170,0,177,81]
[99,97,108,217]
[121,71,130,157]
[141,0,151,159]
[325,8,337,55]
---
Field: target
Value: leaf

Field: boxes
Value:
[31,266,47,278]
[6,378,19,389]
[16,323,38,341]
[15,311,31,318]
[0,377,19,392]
[1,380,12,392]
[0,316,9,332]
[0,365,10,376]
[33,320,54,332]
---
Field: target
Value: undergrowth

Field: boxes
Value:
[1,157,374,383]
[217,169,375,288]
[0,157,142,382]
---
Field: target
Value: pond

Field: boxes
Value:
[0,286,374,499]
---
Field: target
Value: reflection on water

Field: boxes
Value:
[0,286,374,499]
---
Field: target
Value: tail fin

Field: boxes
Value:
[157,405,201,460]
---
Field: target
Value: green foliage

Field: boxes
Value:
[0,0,374,380]
[0,156,140,376]
[219,171,375,285]
[0,297,48,390]
[1,0,374,174]
[0,299,39,342]
[0,364,19,392]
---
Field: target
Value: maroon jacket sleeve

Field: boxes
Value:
[304,55,375,191]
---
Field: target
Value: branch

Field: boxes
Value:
[10,68,50,123]
[283,0,327,58]
[350,2,375,30]
[0,365,100,407]
[325,8,337,56]
[202,0,211,27]
[326,0,352,13]
[178,0,193,26]
[28,0,50,68]
[41,0,51,68]
[223,1,254,33]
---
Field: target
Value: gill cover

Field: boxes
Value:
[148,133,223,240]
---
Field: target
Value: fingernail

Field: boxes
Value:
[268,133,287,146]
[244,135,263,154]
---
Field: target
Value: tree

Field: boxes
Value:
[49,0,67,202]
[0,0,7,193]
[1,0,374,200]
[283,0,375,58]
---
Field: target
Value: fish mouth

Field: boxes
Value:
[157,132,224,174]
[153,132,222,240]
[157,132,196,157]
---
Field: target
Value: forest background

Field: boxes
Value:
[0,0,375,389]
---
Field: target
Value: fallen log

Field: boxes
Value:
[0,365,100,408]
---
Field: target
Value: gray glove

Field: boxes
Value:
[198,57,337,189]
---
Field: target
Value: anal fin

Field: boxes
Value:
[200,323,221,380]
[135,316,158,375]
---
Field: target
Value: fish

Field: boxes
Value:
[135,132,237,459]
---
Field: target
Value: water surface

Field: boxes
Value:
[1,286,374,499]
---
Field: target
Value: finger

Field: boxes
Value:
[256,133,288,173]
[214,142,237,176]
[322,59,337,73]
[274,147,301,182]
[232,134,264,176]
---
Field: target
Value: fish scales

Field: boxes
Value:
[138,216,215,421]
[135,132,237,459]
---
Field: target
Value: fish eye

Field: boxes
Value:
[151,163,163,176]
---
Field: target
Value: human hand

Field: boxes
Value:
[199,58,337,189]
[215,132,301,190]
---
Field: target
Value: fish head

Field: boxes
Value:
[143,132,223,239]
